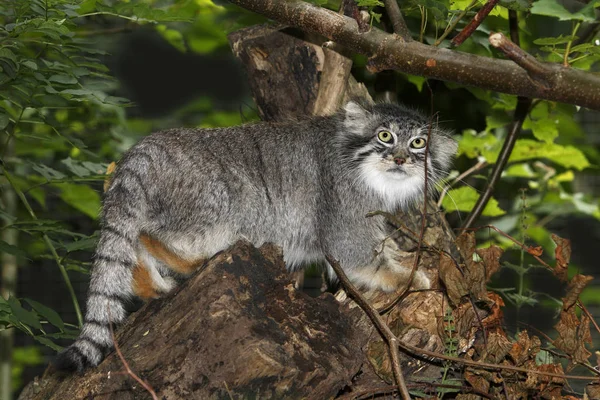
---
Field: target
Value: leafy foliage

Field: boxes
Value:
[0,0,599,397]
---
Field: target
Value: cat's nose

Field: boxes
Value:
[394,157,406,165]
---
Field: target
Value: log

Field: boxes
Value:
[19,242,368,399]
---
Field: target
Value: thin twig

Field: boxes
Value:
[508,10,519,45]
[326,255,412,400]
[451,0,500,47]
[434,0,478,46]
[383,0,412,40]
[564,21,582,67]
[460,96,531,232]
[489,32,556,89]
[437,160,488,207]
[107,307,159,400]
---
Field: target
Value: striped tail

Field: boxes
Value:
[55,154,150,372]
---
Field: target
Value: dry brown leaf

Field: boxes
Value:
[476,245,503,282]
[586,383,600,399]
[479,331,512,364]
[554,307,592,367]
[527,245,543,257]
[438,252,467,306]
[464,370,490,394]
[456,232,477,261]
[563,274,593,311]
[552,234,571,282]
[456,233,487,301]
[103,161,117,192]
[482,292,505,330]
[509,330,541,367]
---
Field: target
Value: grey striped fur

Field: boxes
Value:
[55,101,457,372]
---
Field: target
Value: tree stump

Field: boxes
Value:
[19,242,369,399]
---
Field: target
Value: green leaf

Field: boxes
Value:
[0,108,9,129]
[405,74,426,92]
[62,234,98,252]
[533,35,574,45]
[48,74,77,85]
[509,140,590,170]
[0,240,28,257]
[61,157,91,177]
[442,186,506,216]
[21,60,38,70]
[523,116,559,143]
[530,0,599,21]
[32,163,67,180]
[157,25,186,52]
[32,336,63,352]
[57,183,101,219]
[7,296,42,330]
[24,299,64,331]
[356,0,384,6]
[457,129,499,159]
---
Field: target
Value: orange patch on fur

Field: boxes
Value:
[132,262,159,299]
[139,234,203,274]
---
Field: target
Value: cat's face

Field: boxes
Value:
[340,101,457,208]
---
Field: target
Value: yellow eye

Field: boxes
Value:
[410,138,427,149]
[377,131,393,143]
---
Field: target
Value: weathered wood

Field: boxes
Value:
[19,242,368,400]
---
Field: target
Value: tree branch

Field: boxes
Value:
[226,0,600,111]
[451,0,500,47]
[326,255,412,400]
[383,0,412,40]
[460,96,532,231]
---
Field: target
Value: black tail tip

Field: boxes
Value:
[54,346,90,373]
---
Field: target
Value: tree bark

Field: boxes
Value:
[19,242,368,399]
[226,0,600,111]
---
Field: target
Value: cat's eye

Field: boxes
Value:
[377,131,393,143]
[410,138,427,149]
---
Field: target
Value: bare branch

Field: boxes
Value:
[226,0,600,111]
[107,308,158,400]
[460,96,531,232]
[326,255,412,400]
[383,0,412,40]
[489,32,555,89]
[451,0,500,47]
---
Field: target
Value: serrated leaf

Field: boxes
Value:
[458,130,499,159]
[0,240,27,257]
[442,186,506,216]
[509,140,590,170]
[0,108,9,129]
[57,183,101,219]
[32,336,63,351]
[32,163,67,180]
[24,299,64,331]
[48,74,77,85]
[523,116,559,143]
[534,35,575,45]
[7,296,42,330]
[62,235,98,252]
[61,157,91,177]
[531,0,599,21]
[21,60,38,70]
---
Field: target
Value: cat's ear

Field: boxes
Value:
[343,100,371,134]
[432,133,458,171]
